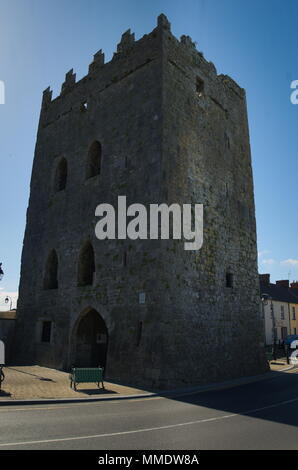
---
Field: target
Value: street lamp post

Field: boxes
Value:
[4,296,12,311]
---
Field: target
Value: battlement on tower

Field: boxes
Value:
[40,13,244,125]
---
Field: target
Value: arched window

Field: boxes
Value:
[44,250,58,289]
[54,158,67,192]
[86,141,101,179]
[78,242,95,286]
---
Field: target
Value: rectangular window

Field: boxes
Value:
[41,321,52,343]
[292,307,296,320]
[294,328,297,335]
[281,305,285,320]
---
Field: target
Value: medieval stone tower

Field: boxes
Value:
[14,14,267,388]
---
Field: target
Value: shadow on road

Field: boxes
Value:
[164,370,298,428]
[74,387,117,396]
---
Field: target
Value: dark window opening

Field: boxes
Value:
[86,141,101,179]
[136,321,143,347]
[78,242,95,286]
[196,76,204,96]
[281,327,288,340]
[123,251,127,267]
[41,321,52,343]
[226,272,233,288]
[54,158,67,192]
[43,250,58,290]
[281,305,285,320]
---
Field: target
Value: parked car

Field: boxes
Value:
[283,335,298,347]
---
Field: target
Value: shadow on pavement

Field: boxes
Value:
[7,367,55,382]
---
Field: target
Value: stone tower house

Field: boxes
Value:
[14,14,267,388]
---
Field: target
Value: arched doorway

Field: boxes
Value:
[74,309,108,368]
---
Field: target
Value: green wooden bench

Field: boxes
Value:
[69,367,105,391]
[265,350,273,362]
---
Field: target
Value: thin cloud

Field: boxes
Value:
[261,258,276,265]
[281,259,298,267]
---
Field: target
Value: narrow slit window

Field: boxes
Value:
[54,158,67,192]
[86,141,101,179]
[226,272,233,288]
[43,250,58,290]
[78,242,95,286]
[41,321,52,343]
[136,321,143,347]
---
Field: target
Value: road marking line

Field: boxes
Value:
[1,395,298,447]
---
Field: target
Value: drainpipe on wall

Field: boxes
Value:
[288,302,291,336]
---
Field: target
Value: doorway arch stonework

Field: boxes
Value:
[69,307,109,369]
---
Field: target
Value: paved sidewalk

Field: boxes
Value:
[268,357,293,371]
[0,361,293,402]
[0,366,151,401]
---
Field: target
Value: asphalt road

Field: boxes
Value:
[1,370,298,450]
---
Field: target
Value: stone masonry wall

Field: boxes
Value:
[14,15,267,388]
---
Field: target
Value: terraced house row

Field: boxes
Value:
[260,274,298,345]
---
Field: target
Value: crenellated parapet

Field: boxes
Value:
[180,35,196,49]
[157,13,171,31]
[42,86,52,108]
[88,49,105,74]
[61,69,76,95]
[41,13,243,115]
[116,29,135,54]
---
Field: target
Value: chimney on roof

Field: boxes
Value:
[291,281,298,289]
[259,274,270,284]
[276,280,289,288]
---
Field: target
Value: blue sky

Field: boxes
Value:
[0,0,298,309]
